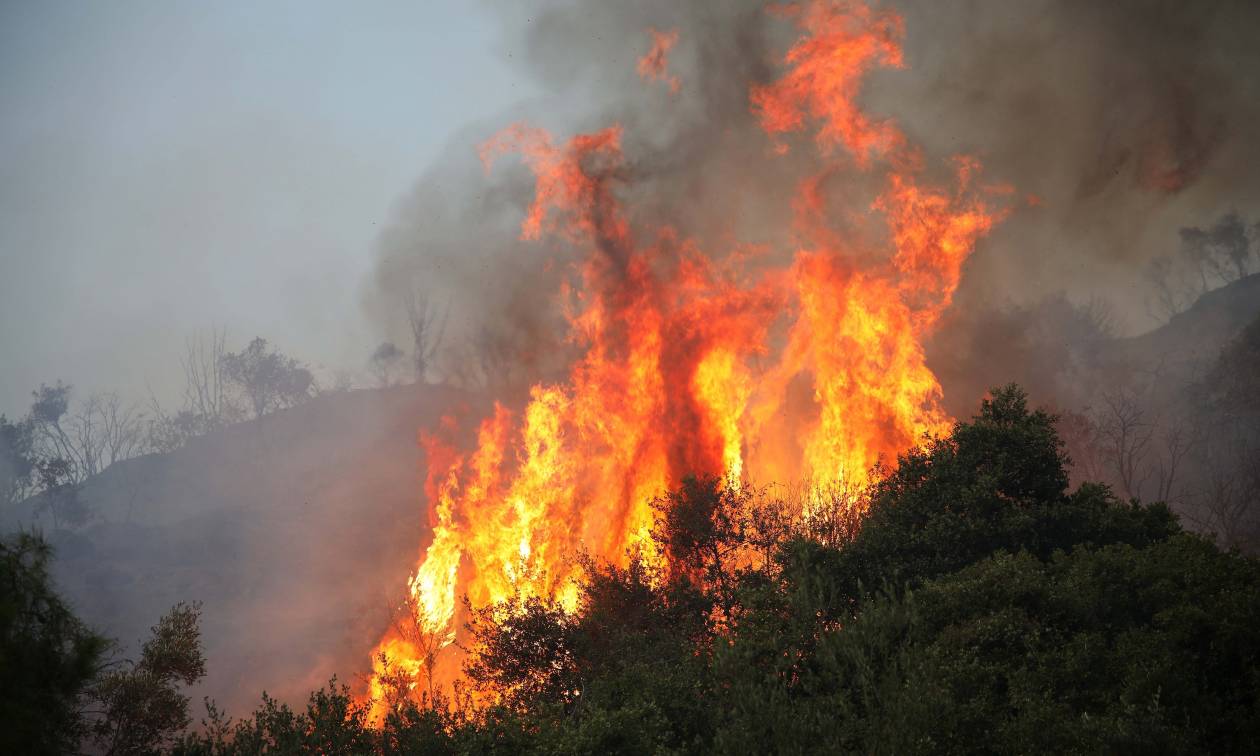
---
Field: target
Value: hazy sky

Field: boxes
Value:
[0,1,537,416]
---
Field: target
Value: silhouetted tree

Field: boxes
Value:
[1185,314,1260,549]
[0,532,109,753]
[0,415,36,506]
[1147,211,1258,319]
[34,457,88,530]
[406,288,448,384]
[181,327,236,429]
[88,602,207,755]
[219,337,314,419]
[25,383,146,485]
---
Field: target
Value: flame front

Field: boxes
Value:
[367,0,1006,714]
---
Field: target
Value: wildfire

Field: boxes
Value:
[366,0,1005,715]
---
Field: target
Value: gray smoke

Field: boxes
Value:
[369,0,1260,385]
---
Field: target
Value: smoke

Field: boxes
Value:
[357,0,1260,690]
[882,0,1260,321]
[369,0,1260,392]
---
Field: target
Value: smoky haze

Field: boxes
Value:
[0,1,539,417]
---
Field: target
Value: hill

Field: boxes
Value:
[1111,272,1260,388]
[2,383,474,715]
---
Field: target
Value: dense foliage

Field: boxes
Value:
[0,532,206,755]
[170,385,1259,754]
[0,532,108,753]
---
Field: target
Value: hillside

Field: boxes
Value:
[2,383,476,716]
[1112,272,1260,387]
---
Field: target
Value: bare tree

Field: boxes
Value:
[1079,295,1119,340]
[143,328,238,452]
[1151,424,1195,505]
[28,384,145,484]
[1186,434,1260,551]
[1146,255,1198,320]
[1056,408,1106,486]
[181,327,234,429]
[78,393,146,476]
[1093,389,1158,500]
[1179,313,1260,548]
[407,287,448,384]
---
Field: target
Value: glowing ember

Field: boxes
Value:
[366,0,1007,715]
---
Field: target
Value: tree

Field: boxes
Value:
[34,457,88,530]
[1,532,211,754]
[181,327,236,430]
[369,342,406,388]
[89,602,207,755]
[833,385,1177,603]
[464,597,580,712]
[1093,388,1159,500]
[652,475,746,589]
[406,288,448,384]
[1198,312,1260,416]
[0,532,109,754]
[79,392,147,475]
[810,536,1260,754]
[1184,315,1260,549]
[1147,211,1257,320]
[0,415,36,506]
[28,383,76,478]
[219,338,315,419]
[26,383,146,485]
[145,328,242,453]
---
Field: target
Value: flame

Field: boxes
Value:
[638,27,681,94]
[365,0,1008,716]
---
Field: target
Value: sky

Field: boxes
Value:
[0,1,537,416]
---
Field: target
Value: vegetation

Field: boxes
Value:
[89,602,208,754]
[1147,211,1260,319]
[0,332,325,529]
[3,385,1256,752]
[0,533,204,755]
[161,385,1259,754]
[0,532,108,753]
[219,338,316,420]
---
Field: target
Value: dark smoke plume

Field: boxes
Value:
[369,0,1260,391]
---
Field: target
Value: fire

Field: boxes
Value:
[366,0,1006,715]
[638,27,681,94]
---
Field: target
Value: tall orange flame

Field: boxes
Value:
[366,0,1006,714]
